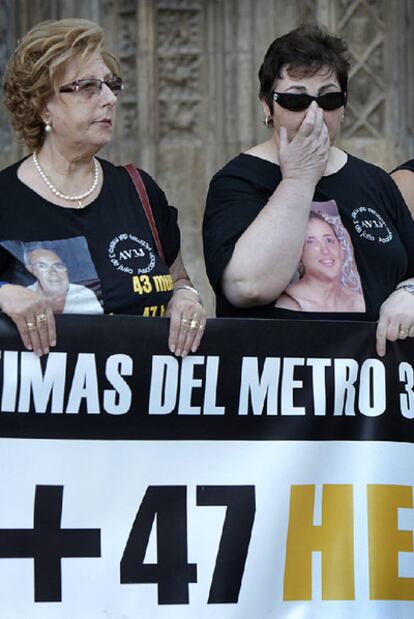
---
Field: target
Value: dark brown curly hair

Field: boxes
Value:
[3,18,120,151]
[259,24,350,112]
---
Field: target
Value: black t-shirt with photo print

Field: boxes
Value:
[203,153,414,320]
[0,157,180,317]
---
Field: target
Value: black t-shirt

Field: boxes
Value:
[203,153,414,320]
[392,159,414,173]
[0,158,180,316]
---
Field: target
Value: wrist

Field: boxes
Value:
[173,284,203,306]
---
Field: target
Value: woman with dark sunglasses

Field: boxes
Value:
[0,18,206,357]
[203,24,414,356]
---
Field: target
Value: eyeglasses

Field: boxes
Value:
[59,76,123,98]
[271,90,347,111]
[30,261,67,272]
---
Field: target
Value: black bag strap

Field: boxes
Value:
[124,164,166,262]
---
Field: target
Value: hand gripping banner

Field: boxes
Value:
[0,314,413,618]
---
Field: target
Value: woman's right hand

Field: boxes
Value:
[279,102,330,185]
[0,284,56,356]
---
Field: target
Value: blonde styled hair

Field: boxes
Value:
[3,18,120,151]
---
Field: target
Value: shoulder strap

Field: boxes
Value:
[124,164,166,263]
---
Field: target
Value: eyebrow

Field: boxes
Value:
[67,72,113,82]
[285,83,340,94]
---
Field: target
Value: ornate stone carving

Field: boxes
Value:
[0,0,15,162]
[156,0,203,142]
[337,0,386,139]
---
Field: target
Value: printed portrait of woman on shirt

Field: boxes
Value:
[275,202,365,312]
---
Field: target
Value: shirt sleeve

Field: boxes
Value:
[138,169,181,267]
[203,167,268,291]
[385,171,414,278]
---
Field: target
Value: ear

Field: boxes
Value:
[261,97,272,118]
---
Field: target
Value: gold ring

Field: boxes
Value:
[26,320,37,331]
[36,313,47,327]
[399,328,407,337]
[189,319,199,329]
[181,317,189,326]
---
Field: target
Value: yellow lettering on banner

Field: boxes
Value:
[368,485,414,600]
[284,484,354,600]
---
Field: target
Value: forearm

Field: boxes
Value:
[222,178,316,306]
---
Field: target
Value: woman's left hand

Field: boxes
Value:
[166,290,207,357]
[376,288,414,356]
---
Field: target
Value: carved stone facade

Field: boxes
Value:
[1,0,413,314]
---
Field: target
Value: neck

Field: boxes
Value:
[32,145,100,207]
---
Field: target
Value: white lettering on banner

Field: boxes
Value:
[238,356,387,416]
[333,359,359,415]
[238,357,280,415]
[307,358,332,415]
[0,351,411,418]
[281,358,306,416]
[149,355,225,415]
[103,354,133,415]
[358,360,386,417]
[399,362,414,419]
[0,351,133,414]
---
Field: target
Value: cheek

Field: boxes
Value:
[273,110,307,138]
[323,111,342,139]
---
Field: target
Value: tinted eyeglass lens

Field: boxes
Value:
[317,92,346,110]
[107,77,123,94]
[272,91,345,111]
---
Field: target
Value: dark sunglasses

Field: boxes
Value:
[59,76,123,97]
[271,90,347,111]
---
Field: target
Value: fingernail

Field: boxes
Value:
[175,349,181,357]
[43,348,49,355]
[36,349,42,357]
[170,345,175,353]
[51,339,56,347]
[181,350,188,358]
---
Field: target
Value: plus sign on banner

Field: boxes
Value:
[0,315,413,619]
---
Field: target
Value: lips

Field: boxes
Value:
[95,118,112,126]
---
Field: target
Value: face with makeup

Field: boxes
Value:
[263,65,344,144]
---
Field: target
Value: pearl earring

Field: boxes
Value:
[44,121,52,133]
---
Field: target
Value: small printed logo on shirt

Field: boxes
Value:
[108,233,156,274]
[351,207,392,243]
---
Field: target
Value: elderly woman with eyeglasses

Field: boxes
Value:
[203,24,414,356]
[0,18,206,357]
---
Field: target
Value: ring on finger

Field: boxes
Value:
[399,327,407,337]
[36,312,47,327]
[26,320,37,331]
[189,319,199,329]
[181,317,189,327]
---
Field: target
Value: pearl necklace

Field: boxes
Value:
[32,152,100,208]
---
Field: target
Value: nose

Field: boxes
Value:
[101,83,117,106]
[320,241,331,255]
